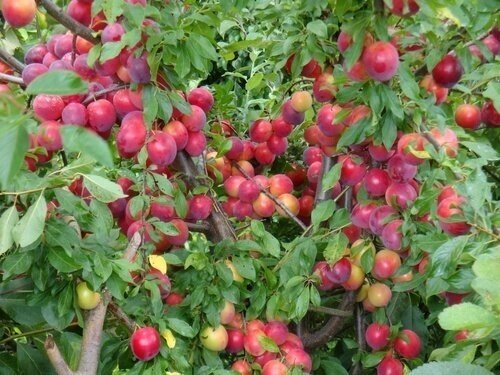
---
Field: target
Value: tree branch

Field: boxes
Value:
[308,304,353,317]
[82,85,129,105]
[302,292,356,350]
[232,161,308,231]
[349,304,367,375]
[45,234,141,375]
[0,47,26,74]
[173,151,236,243]
[0,72,25,85]
[314,154,339,203]
[76,292,110,374]
[108,301,136,333]
[44,334,74,375]
[35,0,99,44]
[186,222,211,232]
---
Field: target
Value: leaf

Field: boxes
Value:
[411,361,493,375]
[246,72,264,90]
[431,236,468,278]
[398,62,420,100]
[1,252,33,279]
[82,174,127,203]
[461,141,498,160]
[16,342,55,375]
[307,20,328,38]
[166,318,195,338]
[47,248,82,273]
[219,20,238,36]
[258,335,280,353]
[61,126,114,167]
[482,81,500,112]
[320,359,348,375]
[12,193,47,248]
[322,163,342,192]
[232,257,256,281]
[0,121,29,188]
[26,70,88,95]
[336,117,370,149]
[0,207,19,255]
[438,303,498,331]
[311,199,335,227]
[294,287,310,320]
[323,232,349,264]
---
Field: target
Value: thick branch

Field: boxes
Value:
[314,154,338,203]
[349,304,367,375]
[35,0,99,44]
[174,151,236,242]
[0,47,25,74]
[308,304,353,317]
[76,292,111,374]
[302,292,356,350]
[44,335,74,375]
[123,232,142,261]
[232,161,308,231]
[186,222,211,232]
[0,72,25,85]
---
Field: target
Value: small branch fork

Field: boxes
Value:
[173,151,237,243]
[0,47,26,74]
[44,233,141,375]
[231,161,308,231]
[35,0,99,44]
[297,154,357,350]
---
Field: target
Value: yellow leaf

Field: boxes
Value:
[162,329,176,349]
[149,255,167,274]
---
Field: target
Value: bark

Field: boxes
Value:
[0,47,25,73]
[35,0,99,44]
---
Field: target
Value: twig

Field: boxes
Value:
[232,161,308,231]
[314,154,339,203]
[173,151,236,243]
[308,304,353,317]
[0,72,25,85]
[0,47,25,74]
[302,292,356,349]
[349,304,366,375]
[0,324,78,345]
[123,232,142,262]
[35,0,99,44]
[186,222,211,232]
[82,85,129,105]
[374,0,385,16]
[108,301,136,333]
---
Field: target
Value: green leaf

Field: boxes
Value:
[16,342,55,375]
[0,207,19,255]
[82,174,127,203]
[412,362,493,375]
[61,126,113,167]
[431,236,468,278]
[322,163,342,192]
[0,121,29,188]
[26,71,88,95]
[12,193,47,248]
[438,303,498,331]
[47,248,82,273]
[258,335,280,353]
[483,81,500,112]
[337,117,370,149]
[166,318,195,338]
[320,359,348,375]
[294,287,310,319]
[307,20,328,38]
[246,72,264,90]
[232,257,256,281]
[1,252,33,279]
[263,232,280,258]
[462,141,498,160]
[311,199,335,227]
[324,232,349,264]
[168,91,192,115]
[398,62,420,100]
[219,20,238,36]
[473,254,500,280]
